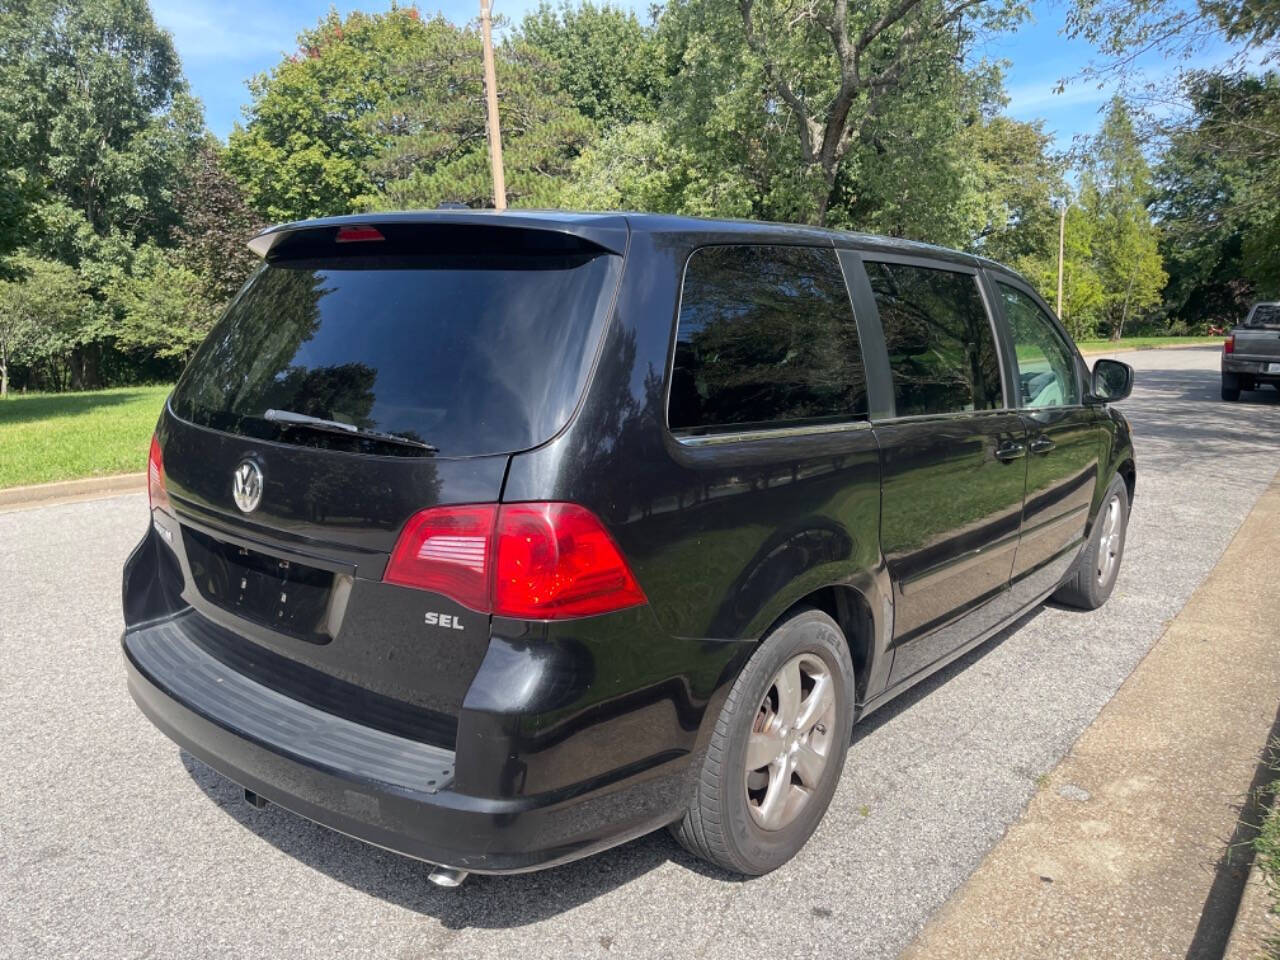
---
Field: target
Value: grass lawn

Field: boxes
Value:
[1076,335,1223,353]
[0,385,172,489]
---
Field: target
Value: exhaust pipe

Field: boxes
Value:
[428,866,469,888]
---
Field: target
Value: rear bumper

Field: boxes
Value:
[123,616,693,873]
[1222,356,1280,380]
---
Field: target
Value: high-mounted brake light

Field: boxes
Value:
[384,502,647,620]
[1224,335,1235,354]
[148,433,170,513]
[335,225,384,243]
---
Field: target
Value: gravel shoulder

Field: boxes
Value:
[2,348,1278,960]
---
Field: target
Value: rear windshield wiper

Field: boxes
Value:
[264,408,437,454]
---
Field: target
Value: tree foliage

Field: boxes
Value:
[225,8,430,222]
[362,17,594,209]
[0,0,202,251]
[519,2,666,126]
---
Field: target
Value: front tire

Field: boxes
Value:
[1054,475,1129,610]
[670,607,854,876]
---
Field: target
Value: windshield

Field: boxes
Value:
[170,252,621,457]
[1246,304,1280,328]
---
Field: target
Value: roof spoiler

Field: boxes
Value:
[247,211,630,259]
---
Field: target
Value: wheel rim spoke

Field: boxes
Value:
[745,729,782,771]
[773,658,803,728]
[792,742,826,787]
[756,762,792,829]
[794,675,833,733]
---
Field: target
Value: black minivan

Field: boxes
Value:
[123,211,1136,881]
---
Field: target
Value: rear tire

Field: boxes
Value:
[1222,373,1241,401]
[670,607,854,876]
[1053,475,1129,610]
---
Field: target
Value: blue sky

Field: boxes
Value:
[152,0,1235,152]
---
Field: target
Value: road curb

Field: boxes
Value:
[1078,342,1221,357]
[1224,797,1280,959]
[0,472,146,510]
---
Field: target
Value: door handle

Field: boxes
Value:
[1029,435,1056,455]
[995,441,1026,462]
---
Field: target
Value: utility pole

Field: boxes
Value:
[479,0,507,211]
[1056,200,1066,318]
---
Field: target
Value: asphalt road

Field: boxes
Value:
[3,348,1278,960]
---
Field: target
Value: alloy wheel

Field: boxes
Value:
[744,653,837,831]
[1096,494,1122,586]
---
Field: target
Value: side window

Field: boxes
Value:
[669,244,867,433]
[997,282,1081,408]
[864,261,1004,417]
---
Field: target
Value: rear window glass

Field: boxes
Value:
[668,244,867,434]
[865,261,1003,417]
[170,252,620,457]
[1247,304,1280,328]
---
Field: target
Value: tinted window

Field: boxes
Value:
[865,261,1003,417]
[1247,304,1280,328]
[669,245,866,433]
[998,282,1081,408]
[170,252,620,457]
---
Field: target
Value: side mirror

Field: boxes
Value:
[1091,358,1133,402]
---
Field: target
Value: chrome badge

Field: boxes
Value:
[232,460,263,514]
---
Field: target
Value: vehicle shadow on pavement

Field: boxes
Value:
[178,750,743,929]
[176,613,1059,928]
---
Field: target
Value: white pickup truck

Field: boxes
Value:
[1222,302,1280,401]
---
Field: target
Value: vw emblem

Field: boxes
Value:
[232,460,263,514]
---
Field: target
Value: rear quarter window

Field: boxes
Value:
[668,244,867,435]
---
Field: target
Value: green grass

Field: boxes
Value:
[0,385,172,489]
[1076,335,1223,353]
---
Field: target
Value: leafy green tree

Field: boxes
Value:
[966,116,1066,264]
[519,2,665,126]
[0,0,203,249]
[225,8,431,222]
[361,18,594,210]
[0,254,97,393]
[656,0,1026,224]
[112,245,219,362]
[173,140,264,306]
[1080,100,1166,338]
[1155,71,1280,314]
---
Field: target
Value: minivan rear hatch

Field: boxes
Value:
[147,218,626,741]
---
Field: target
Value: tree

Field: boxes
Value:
[965,116,1066,264]
[1080,100,1166,338]
[112,245,219,362]
[657,0,1026,224]
[225,9,431,222]
[173,140,264,306]
[519,2,666,126]
[1155,71,1280,314]
[361,18,594,210]
[0,254,96,394]
[0,0,203,249]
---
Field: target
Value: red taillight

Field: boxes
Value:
[147,434,170,513]
[384,505,497,612]
[493,503,647,619]
[335,225,384,243]
[384,502,647,620]
[1224,335,1235,354]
